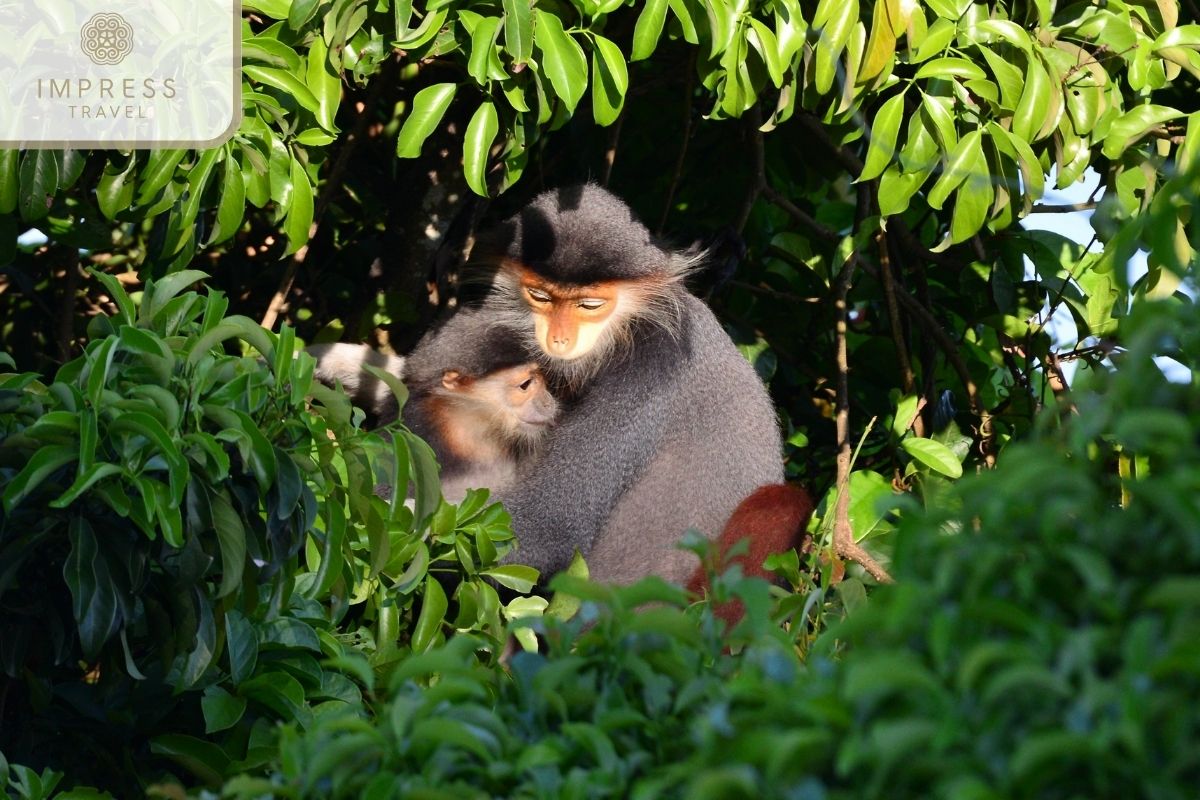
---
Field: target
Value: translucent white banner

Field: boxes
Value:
[0,0,240,148]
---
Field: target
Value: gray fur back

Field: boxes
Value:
[585,294,783,584]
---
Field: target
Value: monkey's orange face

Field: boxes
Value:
[518,275,620,361]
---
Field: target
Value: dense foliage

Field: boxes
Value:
[217,303,1195,799]
[0,277,538,795]
[2,0,1197,539]
[1,0,1198,795]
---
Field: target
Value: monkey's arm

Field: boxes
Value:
[307,343,406,421]
[497,355,675,577]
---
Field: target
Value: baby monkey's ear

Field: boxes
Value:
[441,370,466,390]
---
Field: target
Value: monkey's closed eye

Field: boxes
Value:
[578,298,607,310]
[527,288,551,303]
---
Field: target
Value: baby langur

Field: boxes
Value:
[405,313,559,502]
[309,312,559,504]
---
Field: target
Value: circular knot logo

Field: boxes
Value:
[80,13,134,66]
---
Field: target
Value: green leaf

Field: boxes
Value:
[591,35,629,126]
[242,37,303,72]
[211,147,246,245]
[225,610,258,685]
[64,518,121,657]
[19,150,59,222]
[859,91,905,182]
[1012,55,1051,143]
[0,150,18,214]
[109,412,189,507]
[144,269,209,325]
[176,589,217,689]
[396,83,458,158]
[503,0,533,65]
[812,0,858,94]
[893,394,920,436]
[901,437,964,478]
[96,156,138,221]
[535,10,588,113]
[395,8,448,49]
[87,268,136,325]
[210,488,247,598]
[920,92,957,151]
[915,56,986,81]
[136,149,186,206]
[176,147,221,245]
[747,18,784,88]
[928,127,983,210]
[406,432,442,526]
[2,444,76,513]
[463,100,498,198]
[987,122,1044,213]
[288,0,321,30]
[201,685,247,733]
[306,36,341,133]
[632,0,669,60]
[481,564,540,593]
[468,17,503,85]
[50,463,123,509]
[149,734,229,788]
[395,0,414,38]
[1102,105,1184,159]
[545,550,587,619]
[243,65,321,115]
[859,0,898,82]
[362,363,409,414]
[411,576,448,653]
[188,314,275,365]
[284,157,314,255]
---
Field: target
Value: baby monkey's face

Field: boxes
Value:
[440,362,559,447]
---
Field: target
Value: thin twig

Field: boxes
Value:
[735,105,767,234]
[878,230,921,435]
[858,258,996,467]
[832,251,893,584]
[761,185,841,243]
[1030,201,1098,213]
[657,53,696,235]
[727,279,821,304]
[602,109,626,187]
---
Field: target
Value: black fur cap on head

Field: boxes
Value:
[404,307,533,390]
[479,183,674,284]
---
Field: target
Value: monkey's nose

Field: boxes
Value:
[548,336,571,355]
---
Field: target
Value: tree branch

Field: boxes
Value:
[761,185,841,243]
[858,258,996,467]
[735,105,767,234]
[1030,201,1098,213]
[878,230,920,435]
[602,109,626,187]
[832,250,893,584]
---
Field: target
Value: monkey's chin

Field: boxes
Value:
[547,349,589,361]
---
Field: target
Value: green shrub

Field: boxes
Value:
[222,302,1200,799]
[0,273,536,794]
